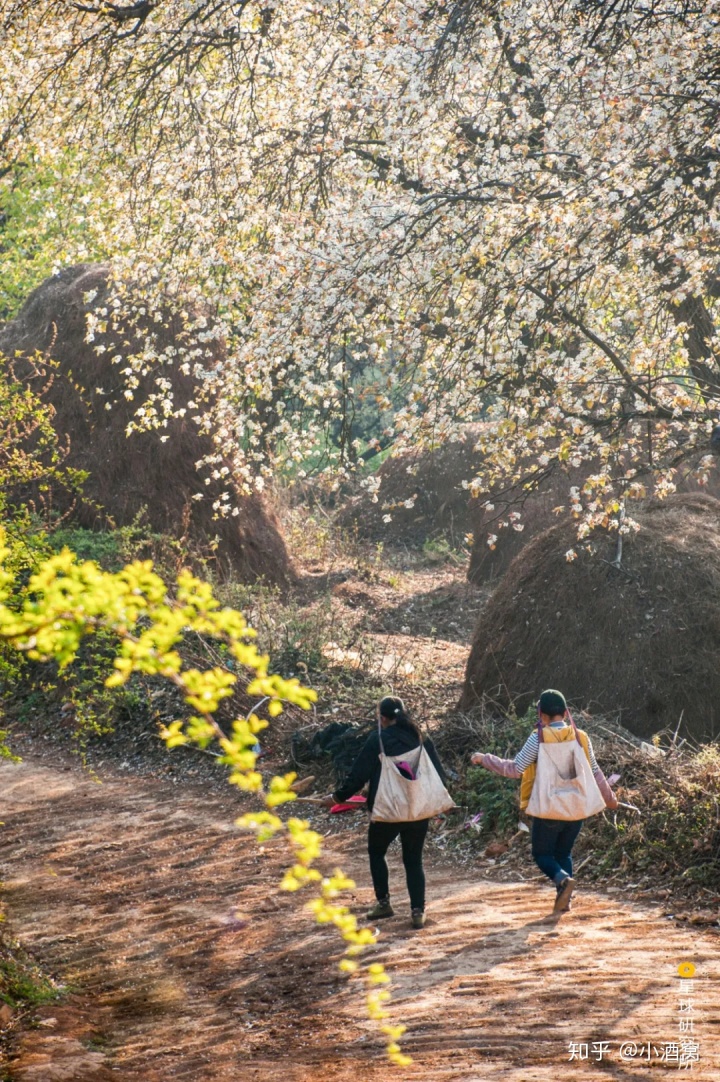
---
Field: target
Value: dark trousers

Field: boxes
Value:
[367,819,430,910]
[531,817,584,884]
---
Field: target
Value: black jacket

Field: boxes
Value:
[333,724,447,812]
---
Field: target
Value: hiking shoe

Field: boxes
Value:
[366,898,394,920]
[410,908,426,929]
[554,877,575,913]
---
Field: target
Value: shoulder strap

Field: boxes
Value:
[563,709,592,763]
[575,727,592,764]
[538,706,580,744]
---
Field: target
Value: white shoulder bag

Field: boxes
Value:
[371,723,455,823]
[525,722,606,821]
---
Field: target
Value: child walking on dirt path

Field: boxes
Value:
[471,690,618,913]
[324,696,449,930]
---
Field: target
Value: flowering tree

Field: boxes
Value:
[1,0,719,530]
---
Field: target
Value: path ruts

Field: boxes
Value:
[0,760,717,1080]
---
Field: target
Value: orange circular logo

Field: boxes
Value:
[677,962,696,978]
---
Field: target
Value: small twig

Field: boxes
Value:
[611,503,625,569]
[245,696,270,721]
[598,557,636,581]
[671,710,684,748]
[592,723,640,749]
[176,743,222,759]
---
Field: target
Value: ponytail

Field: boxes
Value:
[378,696,423,741]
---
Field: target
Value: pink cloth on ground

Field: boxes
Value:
[330,795,368,814]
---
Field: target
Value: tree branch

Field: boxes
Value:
[524,283,674,417]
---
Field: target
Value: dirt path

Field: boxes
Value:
[1,758,718,1081]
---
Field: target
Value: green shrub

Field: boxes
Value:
[442,708,535,837]
[582,744,720,886]
[48,528,122,571]
[453,765,520,837]
[0,940,61,1008]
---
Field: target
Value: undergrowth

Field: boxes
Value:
[582,743,720,889]
[8,518,398,760]
[444,709,533,836]
[439,705,720,894]
[0,937,62,1009]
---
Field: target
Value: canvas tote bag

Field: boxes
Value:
[371,725,455,823]
[525,726,606,821]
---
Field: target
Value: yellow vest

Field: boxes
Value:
[519,725,592,811]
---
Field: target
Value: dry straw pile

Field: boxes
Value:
[0,265,294,585]
[460,493,720,743]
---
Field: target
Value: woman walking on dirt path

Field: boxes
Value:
[327,696,448,930]
[470,689,618,913]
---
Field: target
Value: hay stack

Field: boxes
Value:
[467,460,720,586]
[467,471,579,585]
[0,265,294,586]
[459,493,720,742]
[338,430,485,546]
[339,436,605,584]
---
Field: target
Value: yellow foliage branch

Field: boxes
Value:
[0,533,409,1065]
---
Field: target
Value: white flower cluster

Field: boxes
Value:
[2,0,719,525]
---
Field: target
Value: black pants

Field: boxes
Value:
[367,819,430,910]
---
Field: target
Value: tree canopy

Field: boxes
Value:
[2,0,719,532]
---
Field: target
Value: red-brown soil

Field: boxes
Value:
[0,756,718,1080]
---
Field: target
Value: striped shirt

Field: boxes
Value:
[514,722,599,774]
[480,721,616,808]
